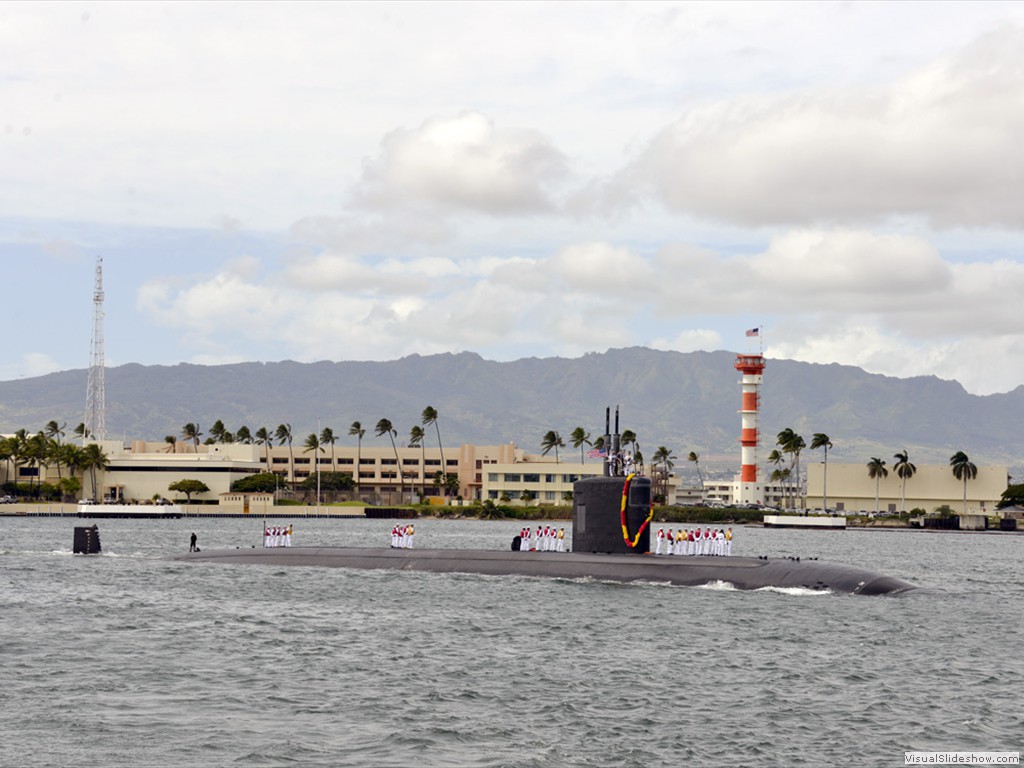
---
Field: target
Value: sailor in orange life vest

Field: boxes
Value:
[406,523,415,549]
[725,527,733,556]
[675,528,685,556]
[284,524,292,547]
[556,527,566,552]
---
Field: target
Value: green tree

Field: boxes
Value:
[688,451,704,490]
[893,449,917,513]
[210,420,227,443]
[235,425,253,444]
[777,428,806,511]
[254,427,273,469]
[652,446,676,502]
[997,483,1024,509]
[164,435,177,453]
[302,432,324,493]
[168,478,210,502]
[349,421,366,493]
[181,423,203,451]
[276,423,294,490]
[540,430,564,463]
[621,429,637,457]
[810,433,833,511]
[44,421,66,480]
[73,422,90,442]
[320,427,336,468]
[570,427,591,463]
[520,489,534,504]
[231,472,282,493]
[81,442,109,502]
[421,406,446,494]
[950,451,978,515]
[867,457,888,515]
[409,425,426,499]
[375,418,404,503]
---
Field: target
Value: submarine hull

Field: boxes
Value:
[173,547,915,596]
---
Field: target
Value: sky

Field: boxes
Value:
[2,1,1023,395]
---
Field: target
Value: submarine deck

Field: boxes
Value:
[173,547,915,596]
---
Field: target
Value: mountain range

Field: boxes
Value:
[0,347,1020,475]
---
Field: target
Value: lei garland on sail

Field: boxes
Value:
[620,473,654,548]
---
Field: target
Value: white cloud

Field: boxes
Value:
[0,352,63,381]
[615,26,1024,229]
[351,112,568,216]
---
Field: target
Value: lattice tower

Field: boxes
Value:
[84,256,106,442]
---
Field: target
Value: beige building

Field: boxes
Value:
[807,462,1008,515]
[11,436,671,506]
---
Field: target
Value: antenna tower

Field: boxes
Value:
[84,256,106,442]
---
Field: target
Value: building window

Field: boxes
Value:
[403,459,418,465]
[359,472,375,479]
[488,491,498,499]
[381,458,397,465]
[446,459,458,467]
[273,458,288,464]
[545,475,555,483]
[338,458,353,465]
[425,459,441,466]
[504,473,521,482]
[523,474,540,483]
[360,459,376,466]
[294,458,310,465]
[488,473,498,482]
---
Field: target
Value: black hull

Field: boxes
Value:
[173,547,915,596]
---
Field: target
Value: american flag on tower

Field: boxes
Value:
[745,327,760,337]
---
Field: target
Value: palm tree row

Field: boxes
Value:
[0,426,109,501]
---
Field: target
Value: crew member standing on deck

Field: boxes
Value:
[655,528,665,555]
[675,529,685,556]
[557,528,566,552]
[725,528,733,556]
[285,524,292,547]
[190,532,197,552]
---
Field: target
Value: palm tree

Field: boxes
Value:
[570,427,591,463]
[80,442,109,502]
[302,432,324,502]
[777,428,806,511]
[867,457,888,515]
[621,429,637,457]
[210,420,227,443]
[375,418,403,504]
[893,449,917,513]
[276,424,294,491]
[235,425,253,444]
[540,430,564,463]
[320,427,336,469]
[44,420,66,474]
[181,423,202,452]
[254,427,273,469]
[349,421,366,493]
[810,433,833,512]
[409,425,426,499]
[58,443,84,501]
[652,446,676,501]
[688,451,704,490]
[73,422,89,443]
[766,448,785,506]
[950,451,978,515]
[421,406,447,493]
[164,435,177,453]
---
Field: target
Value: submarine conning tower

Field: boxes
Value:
[572,406,653,554]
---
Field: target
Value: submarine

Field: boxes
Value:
[175,408,916,596]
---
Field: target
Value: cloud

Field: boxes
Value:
[351,112,569,216]
[0,352,63,381]
[612,26,1024,229]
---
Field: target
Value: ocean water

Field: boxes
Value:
[1,517,1020,768]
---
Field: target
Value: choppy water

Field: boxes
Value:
[1,517,1020,768]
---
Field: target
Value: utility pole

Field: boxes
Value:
[84,256,106,443]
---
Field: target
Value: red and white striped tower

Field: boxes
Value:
[734,353,766,504]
